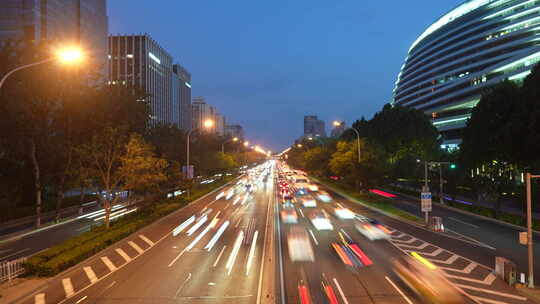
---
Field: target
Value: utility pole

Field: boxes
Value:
[439,165,444,205]
[525,173,536,288]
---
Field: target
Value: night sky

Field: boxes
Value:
[108,0,462,151]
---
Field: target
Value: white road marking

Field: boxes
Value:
[246,231,259,275]
[83,266,98,284]
[75,296,87,303]
[456,284,527,300]
[446,273,496,285]
[175,273,192,298]
[440,262,477,274]
[427,254,459,265]
[35,293,45,304]
[398,242,430,250]
[405,247,444,257]
[213,245,227,267]
[115,248,131,262]
[385,276,413,304]
[470,296,512,304]
[298,208,305,218]
[128,241,144,254]
[332,278,349,304]
[168,249,186,267]
[449,217,479,228]
[392,237,418,244]
[101,257,117,272]
[308,229,319,246]
[62,278,75,298]
[0,248,30,260]
[139,235,154,246]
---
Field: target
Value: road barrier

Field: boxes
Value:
[0,257,27,283]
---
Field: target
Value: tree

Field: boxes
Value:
[119,133,168,195]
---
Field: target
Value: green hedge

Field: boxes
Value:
[23,176,233,277]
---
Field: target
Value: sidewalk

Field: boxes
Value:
[0,278,48,304]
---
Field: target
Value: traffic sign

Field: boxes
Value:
[421,192,432,212]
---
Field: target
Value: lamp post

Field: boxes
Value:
[0,47,84,89]
[186,119,213,181]
[525,173,537,288]
[221,137,239,154]
[334,121,360,162]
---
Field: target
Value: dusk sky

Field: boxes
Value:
[108,1,462,151]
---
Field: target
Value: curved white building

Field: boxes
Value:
[393,0,540,148]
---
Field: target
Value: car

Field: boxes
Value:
[355,221,390,240]
[316,191,332,202]
[307,184,319,192]
[393,256,464,303]
[300,197,317,208]
[288,227,315,262]
[309,211,333,230]
[281,209,298,223]
[330,232,373,267]
[334,207,355,219]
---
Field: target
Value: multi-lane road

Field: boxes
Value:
[9,161,537,303]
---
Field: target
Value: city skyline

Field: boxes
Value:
[108,0,462,150]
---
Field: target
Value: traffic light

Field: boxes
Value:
[449,163,456,169]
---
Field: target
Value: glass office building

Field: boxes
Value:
[393,0,540,148]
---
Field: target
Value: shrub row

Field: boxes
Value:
[23,177,233,277]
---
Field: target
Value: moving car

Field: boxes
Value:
[280,209,298,223]
[300,196,317,208]
[393,256,464,303]
[309,210,333,230]
[316,191,332,203]
[330,232,373,267]
[355,220,390,240]
[288,227,315,262]
[334,207,355,219]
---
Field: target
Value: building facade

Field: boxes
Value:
[304,115,326,138]
[172,64,192,131]
[331,121,346,138]
[225,124,244,139]
[393,0,540,148]
[192,97,215,132]
[0,0,108,77]
[215,113,225,136]
[109,34,174,125]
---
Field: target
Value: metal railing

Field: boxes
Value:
[0,257,27,283]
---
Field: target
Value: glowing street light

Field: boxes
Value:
[297,144,303,148]
[243,141,249,147]
[333,120,361,163]
[203,119,214,128]
[186,119,214,182]
[0,46,84,89]
[222,136,240,153]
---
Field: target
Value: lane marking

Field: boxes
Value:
[470,296,511,304]
[83,266,98,284]
[440,262,477,274]
[427,254,459,265]
[115,248,131,262]
[257,174,275,304]
[174,272,192,299]
[446,273,496,285]
[398,242,430,250]
[101,257,117,272]
[404,247,444,257]
[213,245,227,267]
[0,247,30,261]
[385,276,413,304]
[139,234,154,246]
[246,230,259,275]
[168,249,186,267]
[333,278,349,304]
[75,295,87,303]
[308,229,319,246]
[455,284,527,300]
[62,278,75,298]
[128,241,144,254]
[449,217,479,228]
[298,208,305,218]
[35,293,45,304]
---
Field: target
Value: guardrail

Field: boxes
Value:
[0,257,27,283]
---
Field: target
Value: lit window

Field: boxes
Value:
[126,54,134,59]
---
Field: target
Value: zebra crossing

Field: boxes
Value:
[31,234,155,304]
[387,227,531,304]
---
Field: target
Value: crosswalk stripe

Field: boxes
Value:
[469,296,508,304]
[446,273,496,285]
[456,284,527,301]
[440,262,477,274]
[115,248,132,262]
[83,266,98,284]
[128,241,144,254]
[428,254,459,265]
[62,278,74,298]
[398,242,430,250]
[412,247,444,257]
[35,293,45,304]
[392,237,418,244]
[101,256,117,272]
[139,234,154,246]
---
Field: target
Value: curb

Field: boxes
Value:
[380,187,540,236]
[8,177,239,304]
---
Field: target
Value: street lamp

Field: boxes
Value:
[334,121,361,163]
[0,46,84,89]
[297,144,303,148]
[221,137,239,153]
[186,119,214,179]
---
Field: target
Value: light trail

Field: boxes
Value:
[246,230,259,275]
[213,245,227,267]
[186,215,207,236]
[186,222,213,251]
[232,197,241,205]
[226,230,244,275]
[205,221,230,251]
[216,191,225,200]
[173,216,195,236]
[385,276,413,304]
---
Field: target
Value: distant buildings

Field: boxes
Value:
[331,121,346,138]
[215,113,226,136]
[0,0,109,77]
[173,64,192,131]
[225,124,244,139]
[304,115,326,138]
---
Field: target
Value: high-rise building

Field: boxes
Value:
[192,97,215,132]
[331,121,346,138]
[0,0,108,77]
[108,34,174,125]
[172,64,192,130]
[304,115,326,138]
[393,0,540,149]
[225,124,244,139]
[215,113,226,136]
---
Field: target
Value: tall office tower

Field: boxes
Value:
[225,124,244,139]
[215,113,226,136]
[0,0,108,77]
[108,34,174,125]
[172,64,192,131]
[304,115,326,138]
[192,97,216,133]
